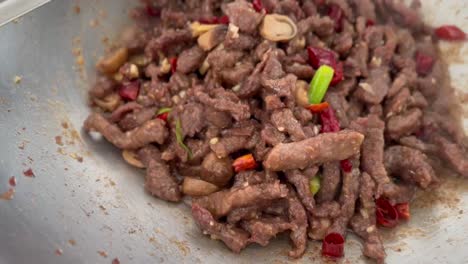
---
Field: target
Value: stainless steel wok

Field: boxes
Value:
[0,0,467,263]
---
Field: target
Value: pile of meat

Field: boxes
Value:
[83,0,468,262]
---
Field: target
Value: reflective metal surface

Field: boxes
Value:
[0,1,467,263]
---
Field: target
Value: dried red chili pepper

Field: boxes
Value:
[307,47,343,85]
[233,154,257,172]
[9,176,17,187]
[340,159,353,173]
[156,112,169,122]
[119,81,140,101]
[395,203,410,220]
[415,52,434,76]
[253,0,264,12]
[307,47,336,69]
[322,232,345,258]
[376,197,399,228]
[307,102,330,113]
[319,106,340,133]
[328,4,344,32]
[145,5,161,17]
[435,25,466,41]
[170,57,178,73]
[330,61,344,86]
[366,19,375,27]
[218,15,230,25]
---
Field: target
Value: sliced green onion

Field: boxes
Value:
[308,65,335,104]
[175,119,193,159]
[310,175,321,195]
[157,107,172,115]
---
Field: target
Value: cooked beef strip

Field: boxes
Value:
[194,181,288,218]
[431,135,468,177]
[84,113,168,149]
[264,130,364,171]
[139,145,182,202]
[287,188,308,258]
[384,145,438,189]
[242,217,292,246]
[285,167,317,214]
[350,172,385,263]
[316,162,341,203]
[192,203,250,253]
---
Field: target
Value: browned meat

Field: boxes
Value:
[354,66,391,105]
[325,92,350,128]
[89,76,116,99]
[242,217,292,246]
[192,203,250,253]
[399,136,438,154]
[200,152,234,187]
[109,102,143,123]
[139,146,182,202]
[204,107,232,128]
[285,168,317,213]
[210,136,249,158]
[178,103,206,137]
[350,116,394,198]
[84,113,168,149]
[119,107,156,131]
[261,123,286,146]
[176,46,206,74]
[227,205,263,224]
[345,42,369,78]
[432,135,468,177]
[350,172,385,263]
[233,170,278,188]
[220,62,254,86]
[271,109,306,141]
[195,88,250,121]
[386,108,423,140]
[223,0,263,34]
[312,201,341,218]
[384,146,438,189]
[145,29,193,58]
[194,181,288,218]
[384,87,410,118]
[316,162,341,203]
[207,50,244,72]
[287,188,308,258]
[264,130,364,171]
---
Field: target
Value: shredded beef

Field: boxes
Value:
[264,130,364,171]
[83,1,468,261]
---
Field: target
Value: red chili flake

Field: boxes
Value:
[112,258,120,264]
[145,5,161,17]
[322,232,345,258]
[319,106,340,133]
[233,154,257,173]
[307,102,329,113]
[156,112,169,122]
[340,159,353,173]
[366,19,375,27]
[218,15,230,25]
[395,203,410,220]
[170,57,178,73]
[435,25,466,41]
[253,0,264,12]
[9,176,16,187]
[55,248,63,256]
[415,52,434,76]
[307,47,343,85]
[330,61,344,86]
[199,17,219,24]
[23,168,35,177]
[119,81,140,101]
[376,197,399,228]
[328,4,344,32]
[307,47,336,69]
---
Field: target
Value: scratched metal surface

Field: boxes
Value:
[0,0,467,263]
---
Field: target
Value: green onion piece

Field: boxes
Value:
[157,107,172,115]
[308,65,335,104]
[175,119,193,159]
[310,176,321,195]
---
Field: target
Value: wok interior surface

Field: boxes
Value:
[0,1,467,263]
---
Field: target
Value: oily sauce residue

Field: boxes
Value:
[23,168,35,177]
[9,176,17,187]
[112,258,120,264]
[0,188,15,200]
